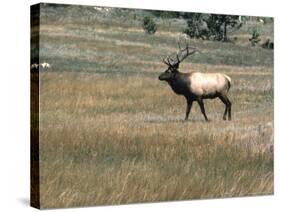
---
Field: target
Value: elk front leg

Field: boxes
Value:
[185,99,193,121]
[197,99,209,121]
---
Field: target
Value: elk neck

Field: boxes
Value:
[167,72,192,96]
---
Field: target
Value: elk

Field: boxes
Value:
[158,41,232,121]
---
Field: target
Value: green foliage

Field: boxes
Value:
[183,13,210,40]
[142,16,157,34]
[249,29,261,46]
[183,14,242,42]
[151,10,180,19]
[205,15,242,42]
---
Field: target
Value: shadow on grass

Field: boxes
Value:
[143,117,206,124]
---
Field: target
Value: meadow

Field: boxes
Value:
[35,4,273,208]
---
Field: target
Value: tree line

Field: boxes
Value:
[144,12,242,42]
[141,11,273,48]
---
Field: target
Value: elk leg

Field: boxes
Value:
[185,100,193,121]
[218,95,232,121]
[218,95,228,120]
[227,97,232,120]
[197,99,209,121]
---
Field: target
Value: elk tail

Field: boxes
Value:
[224,74,232,92]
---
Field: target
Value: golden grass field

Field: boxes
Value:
[34,4,274,208]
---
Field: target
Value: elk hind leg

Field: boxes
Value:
[219,95,232,120]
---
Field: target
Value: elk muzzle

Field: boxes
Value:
[158,71,174,81]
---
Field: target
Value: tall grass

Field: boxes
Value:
[38,71,273,208]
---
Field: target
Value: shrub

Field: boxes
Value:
[183,14,210,40]
[249,29,261,46]
[142,16,157,34]
[262,39,274,49]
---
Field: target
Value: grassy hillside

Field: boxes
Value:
[34,4,273,208]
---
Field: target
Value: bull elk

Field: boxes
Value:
[158,41,232,121]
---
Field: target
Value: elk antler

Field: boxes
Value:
[162,56,172,66]
[176,40,197,64]
[162,39,198,67]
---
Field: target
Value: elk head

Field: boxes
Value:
[158,41,197,82]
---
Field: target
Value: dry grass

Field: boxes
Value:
[34,4,274,209]
[38,68,273,208]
